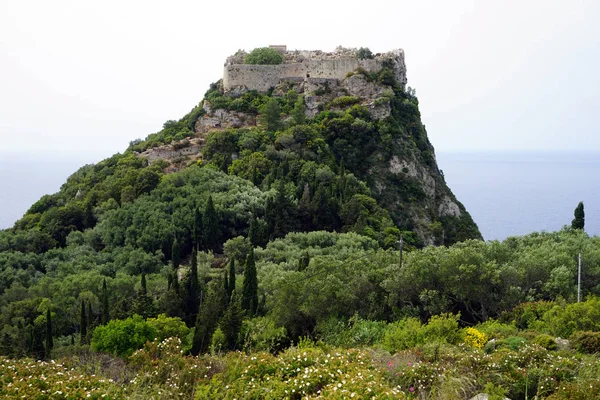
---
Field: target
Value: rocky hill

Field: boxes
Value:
[135,45,481,246]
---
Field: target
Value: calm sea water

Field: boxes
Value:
[0,152,598,241]
[437,151,600,241]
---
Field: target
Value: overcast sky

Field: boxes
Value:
[1,0,599,162]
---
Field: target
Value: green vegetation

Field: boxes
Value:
[244,47,284,65]
[572,201,585,230]
[356,47,375,60]
[1,54,598,399]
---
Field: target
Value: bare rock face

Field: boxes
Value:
[195,101,257,136]
[388,156,436,198]
[438,196,462,218]
[136,137,204,172]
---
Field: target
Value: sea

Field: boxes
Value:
[0,151,599,241]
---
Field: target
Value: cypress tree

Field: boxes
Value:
[204,196,219,252]
[172,237,181,269]
[172,271,180,294]
[224,273,230,305]
[45,308,53,358]
[194,208,204,250]
[228,258,236,300]
[572,201,585,230]
[132,273,156,319]
[241,248,258,316]
[87,301,94,332]
[191,279,226,355]
[101,278,110,325]
[141,272,147,295]
[291,96,306,125]
[186,248,200,326]
[259,97,282,132]
[80,300,87,344]
[219,291,244,351]
[338,159,347,202]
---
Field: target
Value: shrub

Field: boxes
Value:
[533,333,558,350]
[146,314,189,343]
[91,315,157,357]
[463,327,488,349]
[381,318,424,353]
[356,47,374,60]
[571,331,600,353]
[240,317,287,354]
[422,313,461,345]
[501,336,528,351]
[328,96,360,109]
[318,316,387,347]
[477,319,518,340]
[541,297,600,337]
[244,47,283,65]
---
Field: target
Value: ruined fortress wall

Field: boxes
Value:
[223,58,382,92]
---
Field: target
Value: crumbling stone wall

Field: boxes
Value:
[223,48,407,92]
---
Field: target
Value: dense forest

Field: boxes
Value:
[1,48,599,399]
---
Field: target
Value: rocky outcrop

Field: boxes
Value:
[137,137,204,164]
[195,102,257,135]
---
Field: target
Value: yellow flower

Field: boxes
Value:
[464,327,488,349]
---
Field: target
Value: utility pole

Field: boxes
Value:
[577,252,582,303]
[398,232,404,268]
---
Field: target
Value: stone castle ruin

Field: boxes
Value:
[223,45,407,92]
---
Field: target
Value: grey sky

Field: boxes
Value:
[1,0,599,161]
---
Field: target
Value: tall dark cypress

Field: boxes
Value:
[141,272,148,295]
[241,248,258,316]
[219,291,244,351]
[224,273,230,306]
[338,159,347,202]
[186,248,200,326]
[204,196,219,252]
[132,273,156,319]
[172,237,181,269]
[191,278,227,355]
[80,300,87,344]
[87,301,94,332]
[194,207,204,250]
[101,278,110,325]
[228,258,236,300]
[248,214,259,247]
[45,308,53,358]
[572,201,585,230]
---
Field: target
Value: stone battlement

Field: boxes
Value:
[223,46,407,92]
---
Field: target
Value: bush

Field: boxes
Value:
[328,96,360,109]
[381,318,424,353]
[244,47,283,65]
[541,297,600,337]
[146,314,189,343]
[501,336,528,351]
[91,315,157,357]
[422,313,461,345]
[463,327,488,349]
[356,47,374,60]
[571,331,600,353]
[477,319,518,340]
[317,316,387,347]
[240,317,287,354]
[533,333,558,350]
